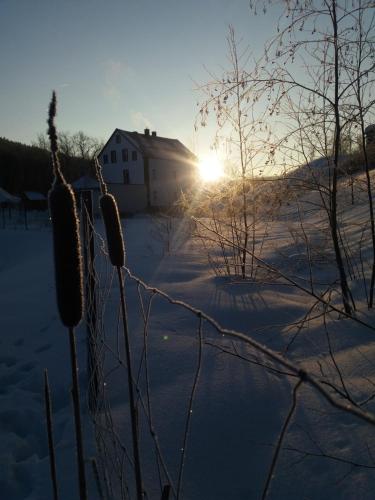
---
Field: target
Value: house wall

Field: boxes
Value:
[108,184,148,214]
[98,129,197,212]
[99,133,144,184]
[148,158,196,207]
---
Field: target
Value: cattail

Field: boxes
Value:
[100,193,125,267]
[94,160,143,497]
[48,91,84,327]
[49,183,84,327]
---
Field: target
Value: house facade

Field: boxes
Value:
[97,128,197,213]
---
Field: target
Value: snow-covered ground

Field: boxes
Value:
[2,176,375,499]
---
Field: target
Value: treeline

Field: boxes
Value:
[0,137,94,196]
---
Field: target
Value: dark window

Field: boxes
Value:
[132,150,137,161]
[123,169,130,184]
[122,148,128,162]
[111,150,117,163]
[116,134,121,144]
[103,154,108,164]
[152,168,156,180]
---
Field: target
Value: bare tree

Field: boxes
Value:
[197,0,374,313]
[33,130,104,160]
[340,1,375,306]
[196,27,273,279]
[72,131,104,160]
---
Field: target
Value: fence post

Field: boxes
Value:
[81,190,100,413]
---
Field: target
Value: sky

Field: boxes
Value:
[0,0,278,158]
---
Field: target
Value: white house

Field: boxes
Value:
[97,128,197,213]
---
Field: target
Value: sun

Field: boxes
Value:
[198,153,224,182]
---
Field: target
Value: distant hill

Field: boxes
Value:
[286,149,375,187]
[0,137,92,196]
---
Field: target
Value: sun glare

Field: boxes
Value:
[198,153,224,182]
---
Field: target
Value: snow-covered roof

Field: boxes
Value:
[23,191,46,201]
[71,175,100,191]
[0,187,20,204]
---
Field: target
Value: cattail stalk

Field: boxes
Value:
[91,458,105,500]
[69,326,88,500]
[44,370,59,500]
[117,266,144,499]
[47,91,87,500]
[95,157,144,499]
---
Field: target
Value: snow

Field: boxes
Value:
[2,174,375,499]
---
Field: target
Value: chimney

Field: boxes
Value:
[144,128,150,136]
[151,131,157,137]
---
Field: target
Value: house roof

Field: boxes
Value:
[23,191,47,201]
[0,187,20,204]
[99,128,197,163]
[71,175,100,191]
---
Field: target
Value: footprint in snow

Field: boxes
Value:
[35,343,51,353]
[0,356,17,368]
[0,371,23,394]
[19,362,35,373]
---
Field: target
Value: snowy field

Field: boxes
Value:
[2,178,375,499]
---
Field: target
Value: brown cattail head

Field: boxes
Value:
[49,183,84,327]
[47,92,83,327]
[100,193,125,267]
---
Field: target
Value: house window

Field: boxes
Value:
[132,151,137,161]
[116,134,121,144]
[152,168,156,180]
[123,169,130,184]
[111,150,117,163]
[103,154,108,164]
[122,148,128,162]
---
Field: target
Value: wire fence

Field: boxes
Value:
[80,194,375,500]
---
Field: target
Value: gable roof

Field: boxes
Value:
[0,187,20,204]
[99,128,197,163]
[71,175,100,191]
[23,191,46,201]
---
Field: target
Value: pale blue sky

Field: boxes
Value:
[0,0,277,156]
